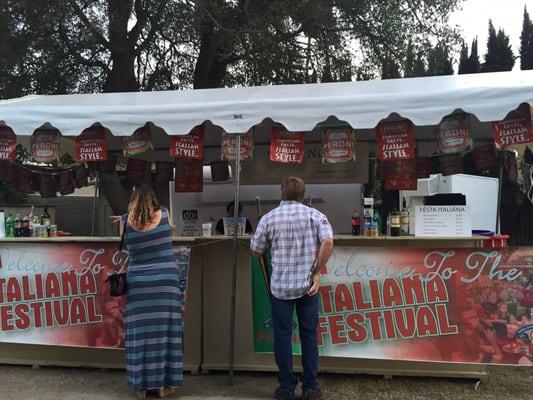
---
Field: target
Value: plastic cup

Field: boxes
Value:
[223,217,246,236]
[202,223,212,237]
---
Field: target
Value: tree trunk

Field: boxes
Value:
[103,0,138,92]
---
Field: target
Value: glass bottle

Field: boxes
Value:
[5,214,15,238]
[390,211,401,237]
[400,199,410,236]
[41,205,51,227]
[351,210,361,236]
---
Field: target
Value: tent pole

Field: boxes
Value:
[496,150,503,235]
[229,133,241,385]
[91,173,99,236]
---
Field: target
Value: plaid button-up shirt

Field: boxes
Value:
[251,201,333,300]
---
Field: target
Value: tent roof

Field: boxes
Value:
[1,70,532,137]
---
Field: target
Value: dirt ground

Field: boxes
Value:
[0,364,530,400]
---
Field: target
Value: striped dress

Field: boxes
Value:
[123,207,183,391]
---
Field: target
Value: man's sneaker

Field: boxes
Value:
[303,388,323,400]
[274,386,294,400]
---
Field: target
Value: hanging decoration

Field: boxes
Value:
[75,126,107,162]
[416,157,432,179]
[38,174,57,198]
[122,127,152,155]
[321,127,356,163]
[438,153,464,176]
[155,162,174,182]
[472,143,497,171]
[174,159,203,192]
[383,159,417,190]
[221,131,254,160]
[170,126,204,160]
[58,171,76,196]
[492,103,533,147]
[210,161,230,182]
[270,127,305,164]
[126,158,147,181]
[16,165,39,194]
[435,113,473,154]
[31,131,60,162]
[0,126,17,160]
[376,120,415,161]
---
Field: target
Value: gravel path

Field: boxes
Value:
[0,364,530,400]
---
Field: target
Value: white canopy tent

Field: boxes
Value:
[1,70,532,137]
[2,70,533,384]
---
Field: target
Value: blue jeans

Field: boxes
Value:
[270,293,319,393]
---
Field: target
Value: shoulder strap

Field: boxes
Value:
[119,215,128,251]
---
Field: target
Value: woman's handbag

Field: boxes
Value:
[107,217,128,297]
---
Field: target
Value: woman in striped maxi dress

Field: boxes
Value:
[122,184,183,399]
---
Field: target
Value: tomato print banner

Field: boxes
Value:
[31,131,60,162]
[472,143,497,171]
[383,158,417,190]
[252,246,533,366]
[170,127,204,160]
[270,127,305,164]
[492,104,533,148]
[376,120,415,161]
[0,242,190,349]
[75,127,107,162]
[436,114,473,154]
[322,128,356,163]
[174,158,203,192]
[0,126,17,160]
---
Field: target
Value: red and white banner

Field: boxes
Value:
[253,246,533,366]
[322,128,356,163]
[0,242,190,349]
[170,127,204,160]
[0,126,17,160]
[75,127,107,162]
[15,165,38,194]
[175,158,203,192]
[31,131,60,162]
[221,132,254,160]
[436,114,472,154]
[383,159,417,190]
[492,104,533,148]
[122,128,152,155]
[270,127,305,164]
[376,120,415,161]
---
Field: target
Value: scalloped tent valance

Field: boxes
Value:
[1,70,532,137]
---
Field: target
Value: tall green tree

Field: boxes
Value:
[458,41,469,74]
[426,44,453,76]
[482,20,515,72]
[458,38,481,74]
[520,6,533,70]
[412,53,427,77]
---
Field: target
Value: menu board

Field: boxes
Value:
[414,206,472,237]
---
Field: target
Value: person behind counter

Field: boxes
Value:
[215,200,253,234]
[251,176,334,400]
[120,184,183,399]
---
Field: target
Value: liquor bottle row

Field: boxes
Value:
[0,206,57,238]
[351,198,411,237]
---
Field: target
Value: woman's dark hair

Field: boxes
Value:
[281,176,305,202]
[226,201,243,214]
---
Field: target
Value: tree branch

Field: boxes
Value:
[68,0,110,49]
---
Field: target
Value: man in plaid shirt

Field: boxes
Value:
[251,177,334,400]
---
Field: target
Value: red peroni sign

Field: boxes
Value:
[270,127,305,164]
[170,126,204,159]
[492,104,533,147]
[376,120,415,161]
[31,131,59,162]
[75,127,107,162]
[322,128,356,163]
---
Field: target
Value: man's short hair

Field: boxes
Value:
[281,177,305,202]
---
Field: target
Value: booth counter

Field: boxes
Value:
[0,235,491,379]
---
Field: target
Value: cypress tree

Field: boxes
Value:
[483,20,515,72]
[412,53,426,77]
[404,40,415,78]
[520,6,533,70]
[458,41,469,74]
[469,38,481,73]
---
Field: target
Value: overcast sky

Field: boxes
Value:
[450,0,533,61]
